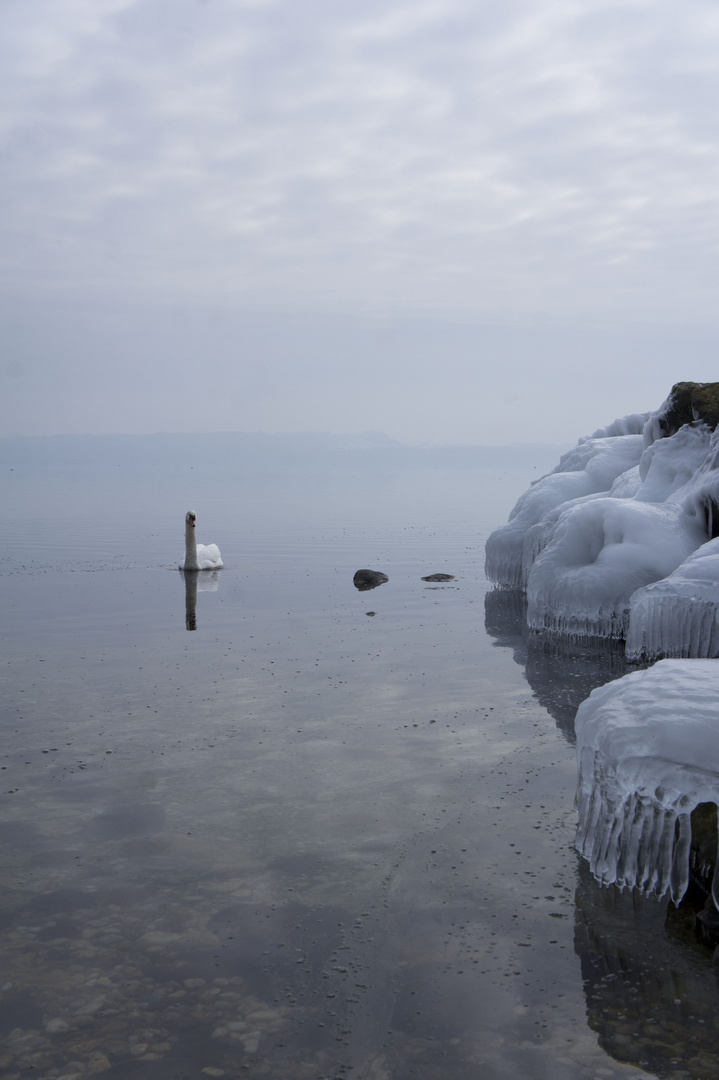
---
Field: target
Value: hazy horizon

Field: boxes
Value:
[0,426,572,448]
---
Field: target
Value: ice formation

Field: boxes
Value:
[575,660,719,907]
[483,429,647,588]
[485,382,719,656]
[626,539,719,660]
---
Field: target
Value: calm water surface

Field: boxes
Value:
[1,447,718,1080]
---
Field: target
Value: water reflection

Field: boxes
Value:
[575,860,719,1077]
[179,568,222,630]
[352,569,389,591]
[483,588,635,743]
[485,587,719,1078]
[5,442,719,1080]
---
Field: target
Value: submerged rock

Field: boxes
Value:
[353,569,388,591]
[421,573,455,582]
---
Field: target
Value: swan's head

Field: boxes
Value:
[186,511,196,528]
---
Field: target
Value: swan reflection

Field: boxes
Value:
[179,568,222,631]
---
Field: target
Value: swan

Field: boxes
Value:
[180,510,223,571]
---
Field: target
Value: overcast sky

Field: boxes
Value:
[2,0,719,443]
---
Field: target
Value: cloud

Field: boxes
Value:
[2,0,719,317]
[2,1,719,440]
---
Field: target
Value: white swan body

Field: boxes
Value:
[180,510,223,571]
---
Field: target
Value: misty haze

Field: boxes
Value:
[4,2,719,1078]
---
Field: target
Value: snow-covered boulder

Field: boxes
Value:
[484,432,645,586]
[486,382,719,655]
[575,660,719,907]
[626,537,719,660]
[525,496,705,638]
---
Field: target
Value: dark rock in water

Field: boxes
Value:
[690,803,718,896]
[422,573,455,582]
[697,898,719,946]
[353,569,388,591]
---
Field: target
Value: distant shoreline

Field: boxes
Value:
[0,431,571,474]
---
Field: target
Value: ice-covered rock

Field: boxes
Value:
[626,537,719,659]
[634,421,712,502]
[575,659,719,907]
[484,432,645,586]
[526,495,705,638]
[485,382,719,654]
[586,412,652,440]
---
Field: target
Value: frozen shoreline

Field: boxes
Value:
[486,382,719,659]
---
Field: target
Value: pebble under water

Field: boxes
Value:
[2,452,719,1080]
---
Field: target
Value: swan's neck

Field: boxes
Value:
[184,521,199,570]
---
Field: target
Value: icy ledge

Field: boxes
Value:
[485,382,719,655]
[575,660,719,907]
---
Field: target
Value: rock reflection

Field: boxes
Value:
[484,588,636,742]
[574,859,719,1077]
[486,588,719,1078]
[179,568,222,630]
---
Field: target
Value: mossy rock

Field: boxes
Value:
[658,382,719,435]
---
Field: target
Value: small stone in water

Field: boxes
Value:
[76,995,106,1015]
[88,1051,112,1070]
[45,1017,70,1034]
[242,1032,261,1054]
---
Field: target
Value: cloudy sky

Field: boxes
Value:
[2,0,719,443]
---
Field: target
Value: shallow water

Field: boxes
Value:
[1,443,718,1080]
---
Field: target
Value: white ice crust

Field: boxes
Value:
[484,433,646,590]
[485,395,719,656]
[575,660,719,906]
[626,539,719,660]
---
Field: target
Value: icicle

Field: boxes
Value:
[575,662,719,907]
[669,811,692,905]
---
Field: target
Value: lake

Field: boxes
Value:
[1,435,717,1080]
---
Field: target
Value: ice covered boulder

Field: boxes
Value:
[575,659,719,907]
[634,421,713,502]
[626,537,719,659]
[525,496,705,638]
[484,430,645,586]
[486,382,719,653]
[523,423,711,638]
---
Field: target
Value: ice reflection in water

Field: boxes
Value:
[484,589,637,743]
[575,861,719,1077]
[0,454,690,1080]
[486,587,719,1078]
